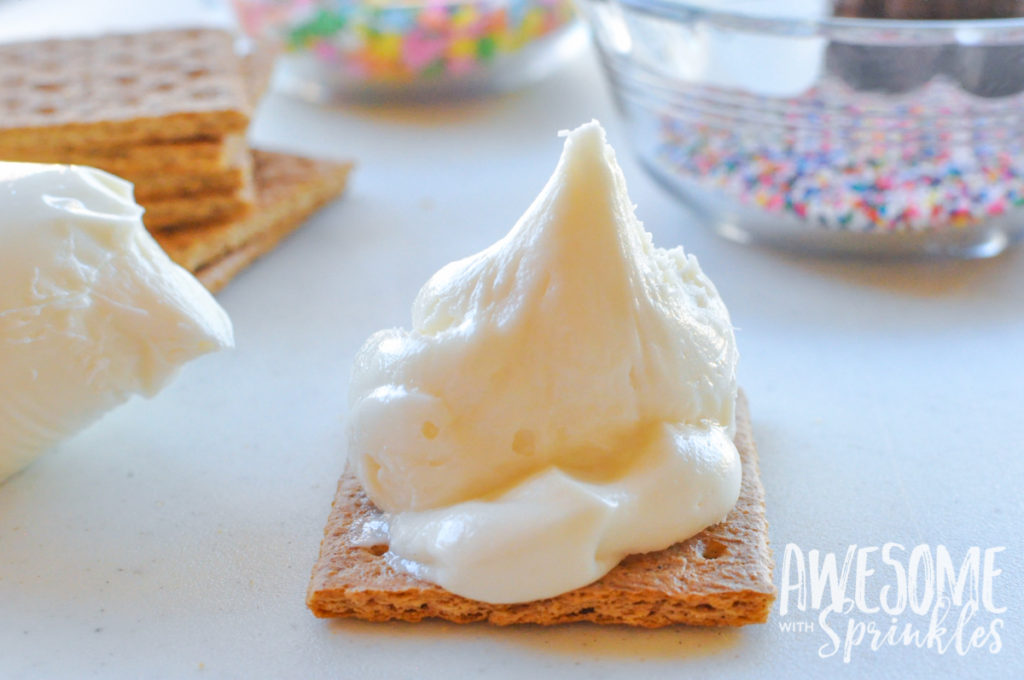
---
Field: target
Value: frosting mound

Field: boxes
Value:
[0,162,233,482]
[347,122,740,603]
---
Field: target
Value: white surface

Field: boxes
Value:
[1,3,1023,679]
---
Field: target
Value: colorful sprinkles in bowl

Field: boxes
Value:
[233,0,576,85]
[655,81,1024,234]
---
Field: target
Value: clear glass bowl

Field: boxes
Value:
[232,0,586,101]
[579,0,1024,257]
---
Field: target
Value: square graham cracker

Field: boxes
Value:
[154,150,353,292]
[306,392,775,627]
[144,177,255,231]
[129,144,253,201]
[0,28,249,150]
[0,133,247,175]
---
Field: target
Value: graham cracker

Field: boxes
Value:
[195,238,267,295]
[0,28,249,150]
[130,145,253,201]
[154,150,353,290]
[0,133,247,175]
[143,182,254,231]
[306,392,775,627]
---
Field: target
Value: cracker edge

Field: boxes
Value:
[306,392,776,627]
[189,156,353,292]
[143,182,255,231]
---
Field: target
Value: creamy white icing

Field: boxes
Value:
[0,162,234,482]
[347,121,740,603]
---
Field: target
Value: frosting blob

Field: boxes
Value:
[0,162,234,483]
[348,121,740,603]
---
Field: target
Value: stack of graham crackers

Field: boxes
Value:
[0,28,351,293]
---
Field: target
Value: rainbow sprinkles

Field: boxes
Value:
[655,83,1024,234]
[234,0,576,85]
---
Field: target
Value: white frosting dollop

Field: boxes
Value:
[347,121,740,603]
[0,162,234,483]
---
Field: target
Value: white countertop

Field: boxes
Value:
[1,2,1022,678]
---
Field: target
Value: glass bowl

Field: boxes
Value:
[579,0,1024,257]
[232,0,586,101]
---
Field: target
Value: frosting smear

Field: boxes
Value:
[0,162,234,482]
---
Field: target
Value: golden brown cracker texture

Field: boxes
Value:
[307,393,775,627]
